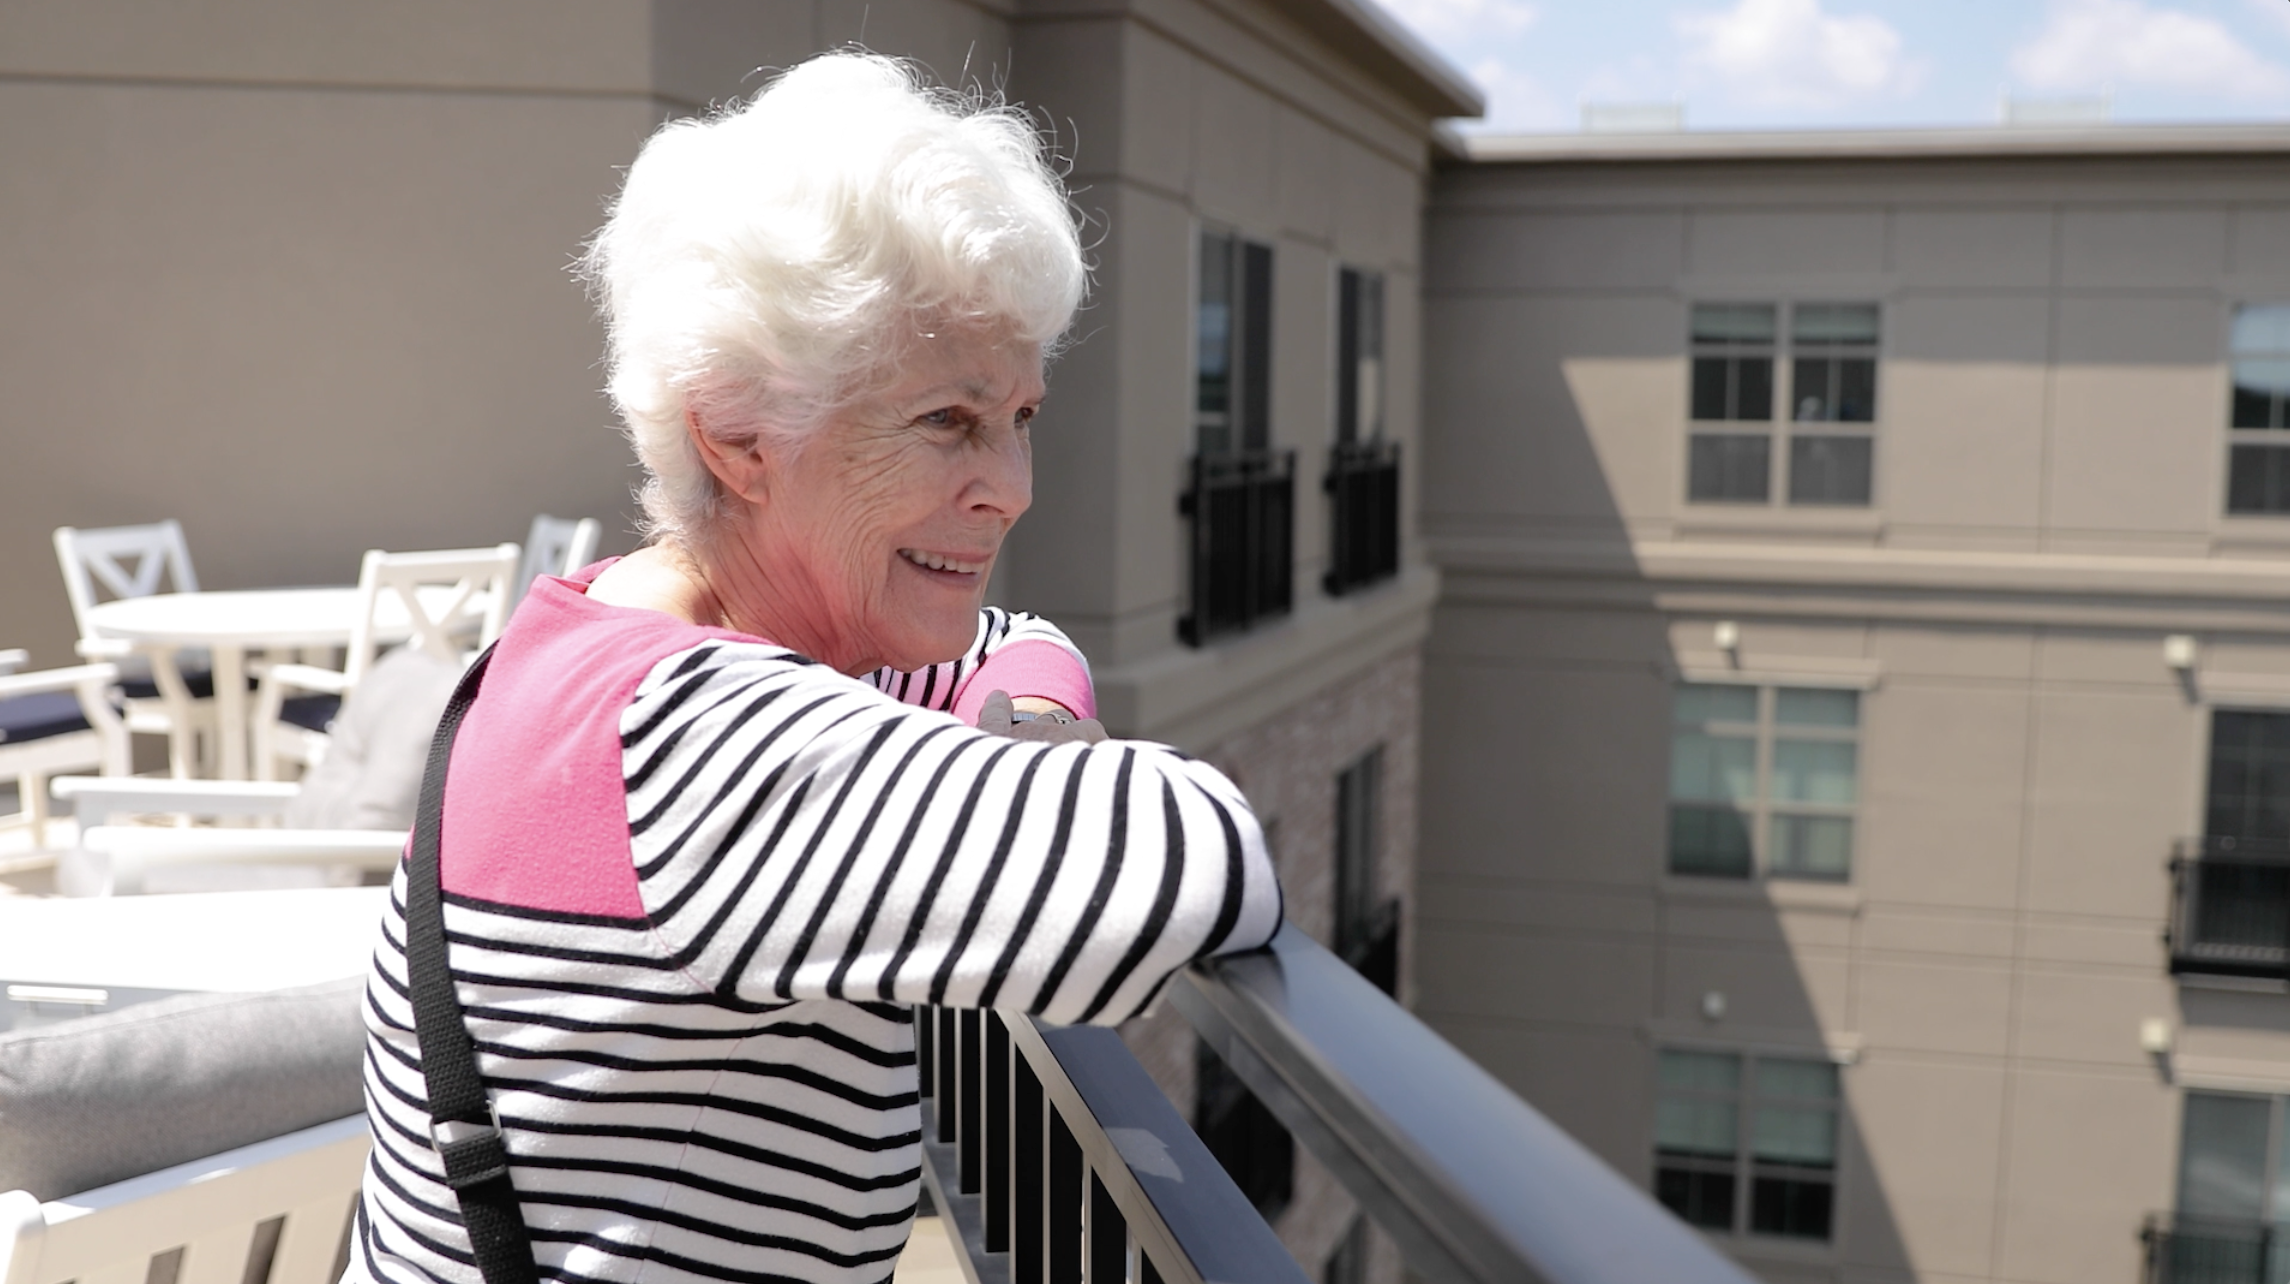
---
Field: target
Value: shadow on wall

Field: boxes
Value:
[1410,295,1916,1283]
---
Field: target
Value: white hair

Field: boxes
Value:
[581,52,1088,541]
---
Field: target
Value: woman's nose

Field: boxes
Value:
[969,420,1033,518]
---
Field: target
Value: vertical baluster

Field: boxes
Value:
[937,1008,959,1144]
[916,1006,934,1099]
[959,1009,983,1193]
[1048,1109,1083,1283]
[1012,1045,1046,1284]
[1085,1171,1127,1284]
[986,1014,1011,1251]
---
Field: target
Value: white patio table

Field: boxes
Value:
[83,586,455,781]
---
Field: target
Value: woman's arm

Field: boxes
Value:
[624,642,1279,1026]
[867,607,1095,723]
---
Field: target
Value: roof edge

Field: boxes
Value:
[1258,0,1483,121]
[1460,121,2290,164]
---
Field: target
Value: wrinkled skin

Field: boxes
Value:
[595,326,1044,679]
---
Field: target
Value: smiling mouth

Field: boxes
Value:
[898,548,989,576]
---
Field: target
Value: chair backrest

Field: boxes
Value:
[51,523,197,646]
[0,1115,367,1284]
[341,545,518,687]
[516,515,601,602]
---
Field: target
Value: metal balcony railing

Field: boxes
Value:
[1177,450,1294,646]
[2168,838,2290,980]
[2143,1213,2284,1284]
[917,925,1760,1284]
[1324,439,1400,597]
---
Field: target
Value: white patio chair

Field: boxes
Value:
[251,544,516,781]
[516,514,601,604]
[0,1116,367,1284]
[52,522,213,778]
[0,663,129,850]
[0,978,369,1284]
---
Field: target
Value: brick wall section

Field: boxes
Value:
[1117,642,1422,1281]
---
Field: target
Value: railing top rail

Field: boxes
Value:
[1173,923,1760,1284]
[1009,1018,1311,1284]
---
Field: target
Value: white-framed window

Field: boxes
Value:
[1688,302,1879,507]
[2227,303,2290,514]
[1655,1048,1841,1242]
[1197,227,1273,458]
[1668,683,1860,881]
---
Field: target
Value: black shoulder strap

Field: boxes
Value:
[403,644,539,1284]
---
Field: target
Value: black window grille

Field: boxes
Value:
[1324,439,1400,596]
[1179,450,1294,645]
[2173,711,2290,979]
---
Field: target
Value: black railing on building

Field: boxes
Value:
[2143,1213,2282,1284]
[1324,439,1400,596]
[2168,838,2290,980]
[920,924,1760,1284]
[1177,450,1294,646]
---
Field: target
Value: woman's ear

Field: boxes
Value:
[686,409,772,504]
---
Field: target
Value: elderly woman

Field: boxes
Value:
[349,52,1282,1284]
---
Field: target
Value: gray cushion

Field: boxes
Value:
[282,646,463,831]
[0,977,366,1201]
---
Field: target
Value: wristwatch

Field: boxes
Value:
[1010,708,1075,725]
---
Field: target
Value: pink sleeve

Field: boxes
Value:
[949,638,1097,725]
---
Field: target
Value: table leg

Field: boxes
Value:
[212,644,249,781]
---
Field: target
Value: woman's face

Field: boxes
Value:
[732,329,1042,674]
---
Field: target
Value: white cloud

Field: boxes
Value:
[2013,0,2289,98]
[1377,0,1538,42]
[1675,0,1920,109]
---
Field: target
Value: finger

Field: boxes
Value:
[1072,719,1109,744]
[978,689,1015,731]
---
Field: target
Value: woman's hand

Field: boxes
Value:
[976,689,1108,744]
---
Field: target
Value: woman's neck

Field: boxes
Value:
[587,541,869,675]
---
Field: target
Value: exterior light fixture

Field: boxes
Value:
[2164,634,2197,671]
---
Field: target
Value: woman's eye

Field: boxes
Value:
[1015,406,1037,425]
[919,408,955,427]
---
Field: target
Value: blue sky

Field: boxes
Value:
[1369,0,2290,131]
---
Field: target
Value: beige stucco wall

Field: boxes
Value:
[0,0,1015,668]
[1421,148,2290,1284]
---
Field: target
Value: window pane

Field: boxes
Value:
[1769,815,1853,880]
[2177,1092,2272,1220]
[1661,1049,1743,1092]
[1658,1098,1740,1156]
[1239,240,1273,453]
[2229,444,2290,514]
[1788,434,1873,506]
[1673,730,1757,803]
[2232,358,2290,429]
[1749,1173,1833,1240]
[1737,356,1774,421]
[1834,357,1876,422]
[1791,357,1833,422]
[1671,807,1754,877]
[1793,303,1879,346]
[1656,1165,1737,1231]
[2206,711,2290,844]
[1756,1058,1840,1102]
[1777,688,1858,728]
[1773,740,1857,804]
[1678,683,1759,726]
[2233,304,2290,355]
[1691,357,1732,421]
[1753,1106,1837,1165]
[1693,302,1777,344]
[1690,433,1771,502]
[1197,233,1232,420]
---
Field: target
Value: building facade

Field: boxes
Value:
[1419,127,2290,1284]
[0,2,1471,1280]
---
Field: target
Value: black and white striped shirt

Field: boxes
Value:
[351,577,1282,1284]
